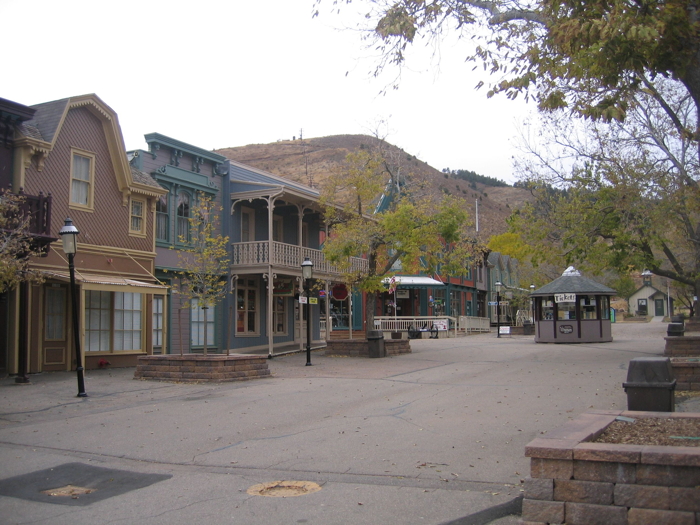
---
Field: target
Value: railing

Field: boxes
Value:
[374,316,458,338]
[231,241,368,275]
[458,316,491,333]
[2,189,54,253]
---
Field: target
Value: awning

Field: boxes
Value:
[383,276,445,289]
[43,271,169,294]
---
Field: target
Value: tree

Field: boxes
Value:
[509,79,700,316]
[609,274,638,314]
[321,148,478,331]
[172,195,230,356]
[318,1,700,126]
[0,190,44,293]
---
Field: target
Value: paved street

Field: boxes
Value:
[0,321,681,524]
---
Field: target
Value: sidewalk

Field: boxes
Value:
[0,321,681,524]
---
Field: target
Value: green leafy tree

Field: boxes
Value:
[510,79,700,316]
[322,149,479,331]
[0,191,44,292]
[609,274,638,314]
[318,0,700,126]
[172,195,230,356]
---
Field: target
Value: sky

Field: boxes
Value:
[2,0,535,184]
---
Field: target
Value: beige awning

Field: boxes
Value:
[43,271,169,294]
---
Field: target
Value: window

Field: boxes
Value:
[177,192,191,243]
[557,301,576,320]
[580,295,598,320]
[236,278,258,334]
[153,295,164,348]
[130,198,146,235]
[541,298,554,320]
[114,293,142,350]
[273,296,287,334]
[45,287,66,341]
[156,194,169,242]
[191,298,215,346]
[85,290,143,352]
[70,150,95,210]
[241,207,254,242]
[273,216,283,242]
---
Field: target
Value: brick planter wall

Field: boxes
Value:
[134,354,270,383]
[665,336,700,357]
[666,335,700,392]
[324,339,411,357]
[522,410,700,525]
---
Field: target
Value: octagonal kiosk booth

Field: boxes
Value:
[531,267,616,343]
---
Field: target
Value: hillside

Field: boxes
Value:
[215,135,533,240]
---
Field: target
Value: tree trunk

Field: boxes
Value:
[366,290,377,334]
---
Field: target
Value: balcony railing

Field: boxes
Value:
[231,241,368,276]
[2,189,55,254]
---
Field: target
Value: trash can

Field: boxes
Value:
[672,315,685,324]
[367,330,386,358]
[623,357,676,412]
[667,323,685,337]
[522,321,534,335]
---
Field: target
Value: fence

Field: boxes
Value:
[374,316,458,338]
[457,316,491,333]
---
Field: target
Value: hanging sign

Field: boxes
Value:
[273,279,294,296]
[555,293,576,303]
[332,284,348,301]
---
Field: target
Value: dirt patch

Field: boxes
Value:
[592,417,700,447]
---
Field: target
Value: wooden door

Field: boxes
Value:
[42,284,69,371]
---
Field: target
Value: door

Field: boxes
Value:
[655,299,665,316]
[43,284,68,372]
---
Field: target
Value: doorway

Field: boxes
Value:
[655,299,665,317]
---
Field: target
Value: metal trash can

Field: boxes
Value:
[623,357,676,412]
[367,330,386,358]
[667,323,685,337]
[522,321,534,335]
[672,315,685,324]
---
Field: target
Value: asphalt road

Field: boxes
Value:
[0,321,678,524]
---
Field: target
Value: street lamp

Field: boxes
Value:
[495,281,503,338]
[59,218,87,397]
[301,257,314,366]
[530,284,536,322]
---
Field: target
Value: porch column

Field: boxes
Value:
[325,280,330,341]
[265,272,275,357]
[349,289,353,340]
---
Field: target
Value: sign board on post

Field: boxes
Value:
[299,296,307,304]
[309,298,318,305]
[499,326,511,335]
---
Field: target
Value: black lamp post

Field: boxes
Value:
[59,218,87,397]
[495,280,502,338]
[301,257,314,366]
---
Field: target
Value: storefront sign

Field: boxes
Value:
[555,293,576,303]
[396,289,409,299]
[559,325,574,334]
[433,320,449,331]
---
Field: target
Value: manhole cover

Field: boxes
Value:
[247,480,321,497]
[41,485,94,497]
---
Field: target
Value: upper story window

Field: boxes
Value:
[241,207,254,243]
[70,149,95,210]
[156,194,169,242]
[129,197,146,236]
[177,191,191,243]
[273,215,283,242]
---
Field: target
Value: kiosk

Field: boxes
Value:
[531,267,616,343]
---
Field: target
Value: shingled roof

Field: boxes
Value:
[531,267,616,296]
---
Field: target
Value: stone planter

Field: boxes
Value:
[325,339,411,357]
[134,354,270,383]
[522,410,700,525]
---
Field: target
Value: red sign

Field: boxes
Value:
[332,284,348,301]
